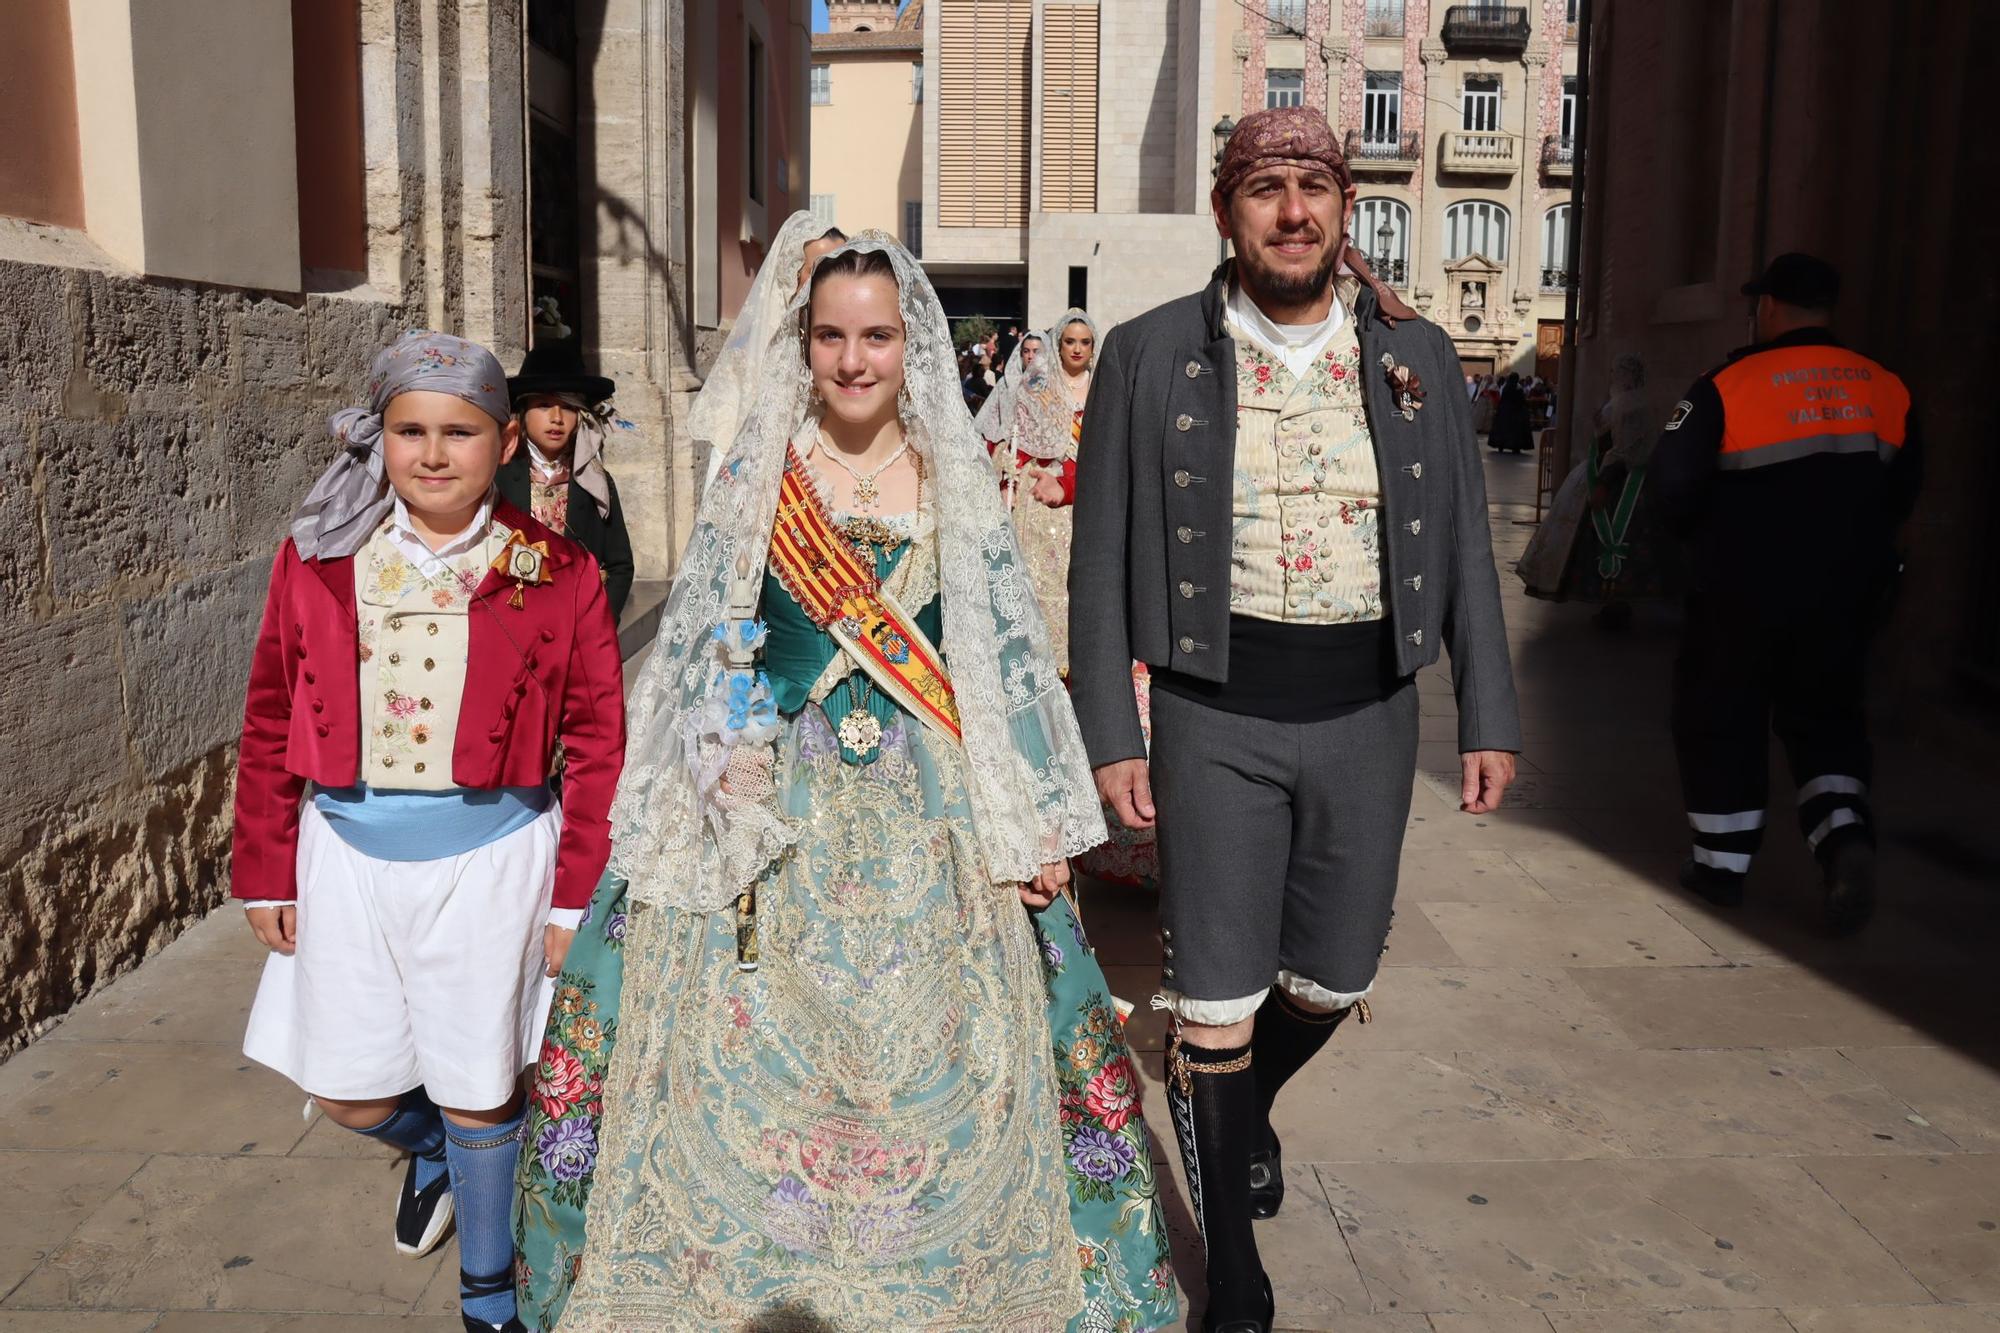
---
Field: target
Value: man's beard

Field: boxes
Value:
[1241,233,1342,307]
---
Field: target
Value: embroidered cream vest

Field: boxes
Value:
[1228,314,1386,624]
[354,520,511,790]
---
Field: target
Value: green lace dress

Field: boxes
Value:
[514,509,1175,1332]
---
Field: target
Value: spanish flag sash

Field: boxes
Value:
[768,447,963,744]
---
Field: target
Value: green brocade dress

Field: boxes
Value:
[514,516,1176,1332]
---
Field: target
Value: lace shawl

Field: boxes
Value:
[610,234,1106,911]
[1012,309,1095,463]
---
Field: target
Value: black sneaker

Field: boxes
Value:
[394,1151,454,1257]
[1203,1272,1275,1333]
[1247,1126,1284,1220]
[1822,833,1877,937]
[1679,857,1746,909]
[461,1317,526,1333]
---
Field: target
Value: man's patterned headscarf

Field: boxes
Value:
[1214,106,1354,199]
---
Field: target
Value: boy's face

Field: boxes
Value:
[382,391,517,521]
[519,394,577,453]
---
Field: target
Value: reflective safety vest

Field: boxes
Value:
[1711,344,1909,471]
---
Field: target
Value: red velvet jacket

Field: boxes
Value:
[231,502,627,910]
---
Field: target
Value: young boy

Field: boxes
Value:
[499,338,637,620]
[234,331,626,1333]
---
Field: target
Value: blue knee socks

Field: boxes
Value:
[446,1108,526,1328]
[353,1087,448,1192]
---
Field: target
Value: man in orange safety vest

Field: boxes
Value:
[1651,253,1922,935]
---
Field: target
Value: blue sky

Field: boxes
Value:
[812,0,829,30]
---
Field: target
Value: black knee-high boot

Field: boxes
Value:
[1167,1035,1276,1333]
[1248,990,1365,1218]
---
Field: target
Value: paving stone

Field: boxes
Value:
[0,1316,159,1331]
[1564,966,1927,1050]
[1395,849,1555,904]
[6,1155,444,1313]
[0,1041,311,1156]
[1275,1048,1628,1164]
[1799,1155,2000,1303]
[150,1317,466,1331]
[1379,905,1466,967]
[1835,1046,2000,1151]
[44,951,263,1045]
[1321,1158,1931,1313]
[0,1151,147,1293]
[1421,901,1722,968]
[1341,969,1635,1054]
[1506,846,1686,905]
[1551,1048,1962,1157]
[1784,1306,2000,1332]
[1428,1313,1562,1333]
[1545,1311,1795,1333]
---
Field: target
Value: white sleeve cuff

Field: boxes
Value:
[546,907,586,930]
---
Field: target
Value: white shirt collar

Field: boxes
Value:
[387,490,497,575]
[525,438,568,472]
[1226,280,1348,378]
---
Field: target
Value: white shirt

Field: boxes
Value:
[1226,280,1349,380]
[387,492,497,578]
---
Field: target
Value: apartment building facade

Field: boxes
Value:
[808,0,924,245]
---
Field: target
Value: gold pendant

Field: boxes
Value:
[837,707,883,753]
[853,475,879,507]
[508,582,526,610]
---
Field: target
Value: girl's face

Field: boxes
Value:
[382,391,517,522]
[1020,337,1042,368]
[518,394,577,453]
[808,272,906,428]
[1060,322,1094,373]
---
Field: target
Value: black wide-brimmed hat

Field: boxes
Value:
[507,336,615,405]
[1741,252,1840,309]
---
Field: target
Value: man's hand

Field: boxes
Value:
[1017,858,1071,909]
[1094,758,1156,830]
[246,905,297,956]
[544,924,577,979]
[1459,750,1517,814]
[1030,469,1067,508]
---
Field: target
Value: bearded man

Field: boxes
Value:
[1068,108,1522,1333]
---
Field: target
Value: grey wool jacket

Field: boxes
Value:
[1066,266,1524,765]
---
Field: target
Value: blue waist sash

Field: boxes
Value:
[311,783,554,862]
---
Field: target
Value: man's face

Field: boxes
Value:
[1213,163,1354,309]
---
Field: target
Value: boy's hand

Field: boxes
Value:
[246,905,297,956]
[544,924,577,978]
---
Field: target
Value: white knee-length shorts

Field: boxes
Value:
[243,801,561,1110]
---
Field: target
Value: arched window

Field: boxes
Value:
[1443,200,1510,263]
[1353,198,1411,286]
[1540,205,1571,289]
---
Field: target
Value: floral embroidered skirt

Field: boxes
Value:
[514,711,1175,1332]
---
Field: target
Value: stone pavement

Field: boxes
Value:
[3,452,1997,1332]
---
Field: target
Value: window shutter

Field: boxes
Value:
[938,0,1031,227]
[1039,5,1098,213]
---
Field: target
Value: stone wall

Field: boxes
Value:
[0,230,404,1053]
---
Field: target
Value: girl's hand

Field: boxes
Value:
[246,905,297,956]
[1017,859,1070,909]
[1030,471,1067,508]
[544,924,577,978]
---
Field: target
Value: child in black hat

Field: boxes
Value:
[503,338,637,618]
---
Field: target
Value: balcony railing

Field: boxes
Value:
[1439,129,1521,174]
[1441,4,1531,54]
[1541,134,1575,176]
[1540,266,1570,293]
[1266,0,1307,34]
[1366,257,1410,287]
[1362,2,1405,37]
[1343,128,1422,172]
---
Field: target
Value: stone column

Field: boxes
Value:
[1243,20,1268,117]
[1305,0,1335,111]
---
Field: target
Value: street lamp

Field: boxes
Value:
[1376,217,1396,285]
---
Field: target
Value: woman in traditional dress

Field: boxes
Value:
[1488,371,1534,453]
[1004,311,1095,675]
[1516,353,1683,628]
[975,328,1043,480]
[690,212,848,495]
[513,236,1176,1332]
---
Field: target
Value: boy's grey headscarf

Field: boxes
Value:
[289,331,514,560]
